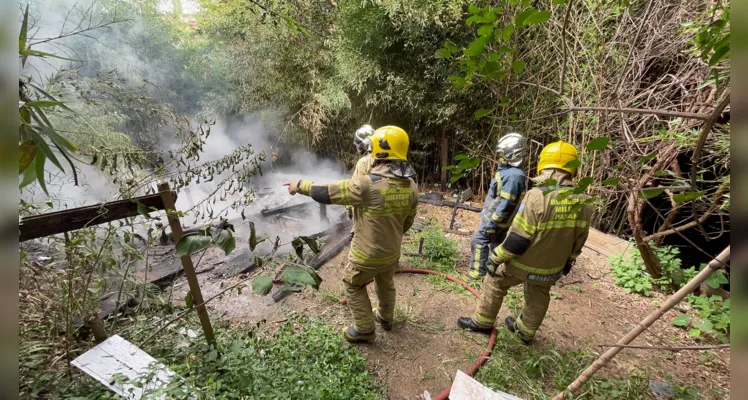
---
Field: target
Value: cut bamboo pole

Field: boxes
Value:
[552,246,730,400]
[158,183,216,346]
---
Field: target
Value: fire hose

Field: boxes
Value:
[341,268,498,400]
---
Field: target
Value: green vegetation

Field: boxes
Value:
[476,330,702,400]
[610,243,696,296]
[402,224,465,292]
[21,313,383,399]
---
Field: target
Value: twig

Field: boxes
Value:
[689,93,730,238]
[560,279,583,287]
[569,106,709,120]
[598,343,730,351]
[559,0,576,93]
[140,268,262,347]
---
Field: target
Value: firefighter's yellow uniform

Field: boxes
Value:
[288,126,418,342]
[346,154,374,219]
[458,141,594,344]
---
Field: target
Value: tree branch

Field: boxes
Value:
[598,343,730,351]
[559,0,576,94]
[689,93,730,239]
[569,106,709,120]
[643,184,728,241]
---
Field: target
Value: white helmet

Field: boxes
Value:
[496,132,526,167]
[354,124,374,154]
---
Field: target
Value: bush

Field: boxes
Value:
[672,294,730,342]
[610,243,696,296]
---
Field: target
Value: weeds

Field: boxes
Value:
[610,243,696,296]
[21,312,384,399]
[476,329,703,399]
[403,225,465,293]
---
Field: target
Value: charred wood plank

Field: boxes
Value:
[418,198,481,212]
[260,201,317,217]
[19,192,176,242]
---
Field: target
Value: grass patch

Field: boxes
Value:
[476,329,703,399]
[21,312,383,399]
[403,224,467,294]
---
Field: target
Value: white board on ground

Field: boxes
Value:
[449,370,524,400]
[71,335,184,399]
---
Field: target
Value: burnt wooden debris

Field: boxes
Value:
[418,197,481,212]
[19,192,176,242]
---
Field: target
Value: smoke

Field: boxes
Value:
[20,0,352,242]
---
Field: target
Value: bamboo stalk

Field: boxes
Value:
[552,246,730,400]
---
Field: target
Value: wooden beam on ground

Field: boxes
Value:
[19,192,176,242]
[552,246,731,400]
[158,183,216,346]
[260,201,317,217]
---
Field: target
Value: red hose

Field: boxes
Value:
[340,268,498,400]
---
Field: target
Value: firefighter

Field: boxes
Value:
[457,141,593,344]
[285,126,418,342]
[465,133,527,281]
[347,125,375,220]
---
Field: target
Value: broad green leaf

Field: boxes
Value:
[512,60,526,74]
[449,75,467,89]
[35,151,48,196]
[705,270,729,289]
[468,5,480,14]
[449,174,463,183]
[454,154,468,161]
[214,228,236,255]
[573,177,594,194]
[672,315,690,327]
[444,41,458,53]
[639,188,664,199]
[586,137,610,151]
[602,177,620,186]
[299,236,319,254]
[291,237,305,259]
[478,24,494,37]
[283,265,321,289]
[515,8,537,27]
[251,276,273,296]
[458,157,480,169]
[435,48,452,59]
[19,141,36,173]
[502,25,514,40]
[135,201,152,219]
[482,61,500,74]
[693,319,714,332]
[708,34,729,66]
[474,108,492,119]
[184,291,194,308]
[688,328,701,337]
[672,191,704,203]
[25,101,65,108]
[464,35,491,57]
[524,10,551,26]
[175,233,212,257]
[563,160,581,169]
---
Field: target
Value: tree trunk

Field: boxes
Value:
[627,188,662,278]
[439,130,449,191]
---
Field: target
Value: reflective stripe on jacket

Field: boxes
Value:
[297,163,418,269]
[491,173,593,277]
[480,165,526,230]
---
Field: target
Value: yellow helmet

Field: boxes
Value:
[371,125,409,160]
[537,141,579,175]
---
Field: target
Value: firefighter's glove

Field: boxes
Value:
[286,180,302,195]
[563,261,574,276]
[486,261,501,277]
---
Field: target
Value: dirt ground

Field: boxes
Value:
[172,202,730,399]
